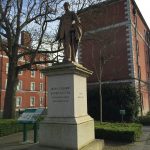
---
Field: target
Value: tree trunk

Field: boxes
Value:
[99,80,103,123]
[99,66,103,123]
[3,58,18,119]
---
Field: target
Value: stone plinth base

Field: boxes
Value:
[38,62,104,150]
[39,116,95,149]
[27,140,104,150]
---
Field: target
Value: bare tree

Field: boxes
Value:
[0,0,100,118]
[82,11,124,122]
[85,31,117,123]
[0,0,62,118]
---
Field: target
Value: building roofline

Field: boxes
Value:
[131,0,150,31]
[79,0,150,31]
[78,0,121,14]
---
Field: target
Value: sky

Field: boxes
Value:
[134,0,150,28]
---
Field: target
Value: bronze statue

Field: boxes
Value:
[56,2,82,62]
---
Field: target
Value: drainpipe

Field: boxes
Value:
[0,49,3,114]
[44,53,47,110]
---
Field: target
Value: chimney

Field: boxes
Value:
[21,31,32,47]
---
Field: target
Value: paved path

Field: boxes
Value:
[104,126,150,150]
[0,126,150,150]
[0,131,35,150]
[129,126,150,150]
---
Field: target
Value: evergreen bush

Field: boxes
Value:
[88,83,139,122]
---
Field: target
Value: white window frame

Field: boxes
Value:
[40,97,44,107]
[40,72,44,79]
[30,97,35,107]
[31,71,35,77]
[40,57,43,61]
[5,79,7,89]
[16,96,22,107]
[6,63,9,74]
[30,82,35,91]
[20,57,24,61]
[18,70,23,75]
[40,83,44,91]
[17,80,23,90]
[18,51,24,61]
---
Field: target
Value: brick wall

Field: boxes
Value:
[80,0,129,82]
[0,54,48,111]
[130,0,150,114]
[79,0,150,114]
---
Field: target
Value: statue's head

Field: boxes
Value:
[64,2,70,11]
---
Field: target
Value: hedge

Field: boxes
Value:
[0,119,142,142]
[0,119,33,137]
[95,122,142,142]
[139,116,150,126]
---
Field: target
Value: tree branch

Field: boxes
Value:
[0,32,7,38]
[46,16,60,22]
[16,0,23,34]
[4,0,12,16]
[17,48,63,59]
[17,59,57,71]
[0,43,10,57]
[25,0,36,21]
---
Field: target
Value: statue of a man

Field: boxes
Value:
[56,2,82,62]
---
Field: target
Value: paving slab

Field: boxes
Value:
[0,131,34,150]
[129,126,150,150]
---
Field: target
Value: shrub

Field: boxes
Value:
[0,119,21,136]
[146,111,150,116]
[0,119,34,137]
[88,83,140,122]
[139,116,150,126]
[95,122,142,142]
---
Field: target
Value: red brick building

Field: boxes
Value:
[0,33,47,116]
[79,0,150,114]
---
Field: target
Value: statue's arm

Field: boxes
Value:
[72,12,82,42]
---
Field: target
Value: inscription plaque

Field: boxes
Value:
[50,86,71,102]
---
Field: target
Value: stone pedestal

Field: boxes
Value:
[39,62,104,150]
